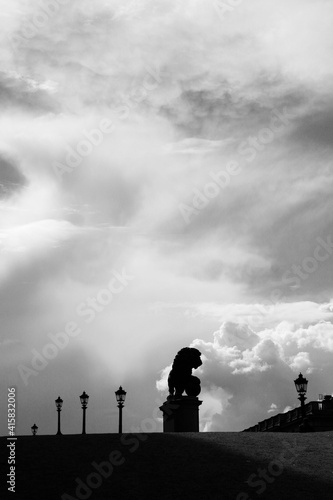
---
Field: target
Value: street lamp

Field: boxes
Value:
[80,391,89,435]
[115,386,126,434]
[294,372,308,419]
[31,423,38,436]
[55,396,63,435]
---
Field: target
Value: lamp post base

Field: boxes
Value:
[160,396,202,432]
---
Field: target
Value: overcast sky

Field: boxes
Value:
[1,0,333,435]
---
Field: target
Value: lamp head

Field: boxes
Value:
[115,386,126,404]
[294,373,308,395]
[80,391,89,408]
[55,396,63,410]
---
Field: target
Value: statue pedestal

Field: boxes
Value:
[160,397,202,432]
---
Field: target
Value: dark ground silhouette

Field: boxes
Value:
[1,432,333,499]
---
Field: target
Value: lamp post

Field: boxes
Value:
[31,423,38,436]
[80,391,89,435]
[115,386,126,434]
[294,372,308,420]
[55,396,63,435]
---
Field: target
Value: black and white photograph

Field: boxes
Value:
[1,1,333,499]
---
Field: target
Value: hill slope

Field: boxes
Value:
[1,432,333,500]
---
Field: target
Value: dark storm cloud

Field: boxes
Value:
[160,77,310,140]
[0,154,27,198]
[291,103,333,148]
[0,71,58,112]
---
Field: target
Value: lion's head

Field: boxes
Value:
[172,347,202,370]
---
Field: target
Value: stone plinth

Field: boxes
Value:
[160,397,202,432]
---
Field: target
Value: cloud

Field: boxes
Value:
[0,70,58,112]
[163,138,227,155]
[0,219,82,281]
[289,352,312,373]
[268,403,278,414]
[0,153,27,197]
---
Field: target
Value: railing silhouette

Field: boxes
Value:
[243,400,332,432]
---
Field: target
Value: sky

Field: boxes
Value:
[1,0,333,435]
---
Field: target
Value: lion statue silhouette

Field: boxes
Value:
[168,347,202,399]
